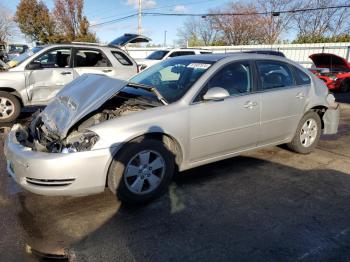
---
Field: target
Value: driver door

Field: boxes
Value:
[189,61,260,162]
[25,47,73,104]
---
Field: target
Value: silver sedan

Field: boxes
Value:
[4,53,340,204]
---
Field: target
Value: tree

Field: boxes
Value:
[210,3,268,45]
[15,0,56,43]
[256,0,298,44]
[293,0,350,43]
[177,17,220,47]
[0,5,16,43]
[53,0,97,42]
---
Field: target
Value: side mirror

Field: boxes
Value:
[27,61,42,70]
[203,87,230,101]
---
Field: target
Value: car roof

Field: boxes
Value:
[170,52,292,63]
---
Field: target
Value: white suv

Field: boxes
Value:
[136,48,212,70]
[0,34,150,122]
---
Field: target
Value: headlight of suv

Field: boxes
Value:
[61,130,99,153]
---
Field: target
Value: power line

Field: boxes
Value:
[88,0,213,24]
[90,14,138,27]
[143,4,350,17]
[90,4,350,28]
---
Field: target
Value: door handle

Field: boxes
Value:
[296,92,304,99]
[60,71,71,75]
[244,101,258,109]
[102,69,112,73]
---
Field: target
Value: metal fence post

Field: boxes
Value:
[346,46,350,61]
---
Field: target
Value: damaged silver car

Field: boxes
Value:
[4,53,340,204]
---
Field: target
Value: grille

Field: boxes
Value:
[25,177,75,187]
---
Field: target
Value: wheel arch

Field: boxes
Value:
[0,87,23,106]
[106,132,184,186]
[309,105,328,129]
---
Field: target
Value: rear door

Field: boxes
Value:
[256,60,309,145]
[72,47,116,78]
[25,47,73,104]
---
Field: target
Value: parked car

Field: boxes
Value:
[136,48,212,70]
[4,53,339,204]
[0,35,149,122]
[7,44,29,61]
[0,43,7,62]
[309,53,350,92]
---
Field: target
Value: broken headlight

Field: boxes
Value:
[61,130,99,153]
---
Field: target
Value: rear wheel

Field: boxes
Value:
[340,79,350,93]
[108,139,175,205]
[0,91,21,123]
[287,111,321,154]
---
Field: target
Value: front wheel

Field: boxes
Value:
[287,111,321,154]
[0,92,21,123]
[108,139,175,205]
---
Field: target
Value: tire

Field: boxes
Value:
[287,111,321,154]
[340,79,350,93]
[108,139,175,205]
[0,91,21,123]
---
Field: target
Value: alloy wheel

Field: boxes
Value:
[124,150,166,195]
[0,97,15,120]
[300,118,318,147]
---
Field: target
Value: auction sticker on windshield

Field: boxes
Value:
[187,63,211,69]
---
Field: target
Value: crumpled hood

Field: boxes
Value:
[309,53,350,70]
[40,74,128,139]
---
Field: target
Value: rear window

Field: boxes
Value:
[112,51,133,66]
[293,66,311,85]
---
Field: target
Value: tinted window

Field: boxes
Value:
[206,61,252,96]
[32,48,71,68]
[112,51,133,65]
[74,49,111,67]
[169,51,195,57]
[146,50,169,60]
[256,61,294,90]
[293,66,311,85]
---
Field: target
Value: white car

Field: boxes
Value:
[136,48,212,70]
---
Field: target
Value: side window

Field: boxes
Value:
[293,66,311,85]
[206,61,252,96]
[111,51,133,66]
[169,51,195,57]
[256,61,294,90]
[74,49,111,67]
[32,48,71,68]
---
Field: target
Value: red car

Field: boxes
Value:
[309,53,350,92]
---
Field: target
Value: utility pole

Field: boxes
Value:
[164,30,167,47]
[138,0,142,35]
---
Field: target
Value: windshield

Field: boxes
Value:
[8,46,43,67]
[146,50,169,60]
[129,59,213,103]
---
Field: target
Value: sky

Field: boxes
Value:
[0,0,228,45]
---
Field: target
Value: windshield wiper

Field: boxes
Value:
[127,82,168,105]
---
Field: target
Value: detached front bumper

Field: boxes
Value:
[323,106,340,135]
[4,126,113,196]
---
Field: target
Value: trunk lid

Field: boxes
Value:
[40,74,128,139]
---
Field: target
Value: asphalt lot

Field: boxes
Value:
[0,94,350,261]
